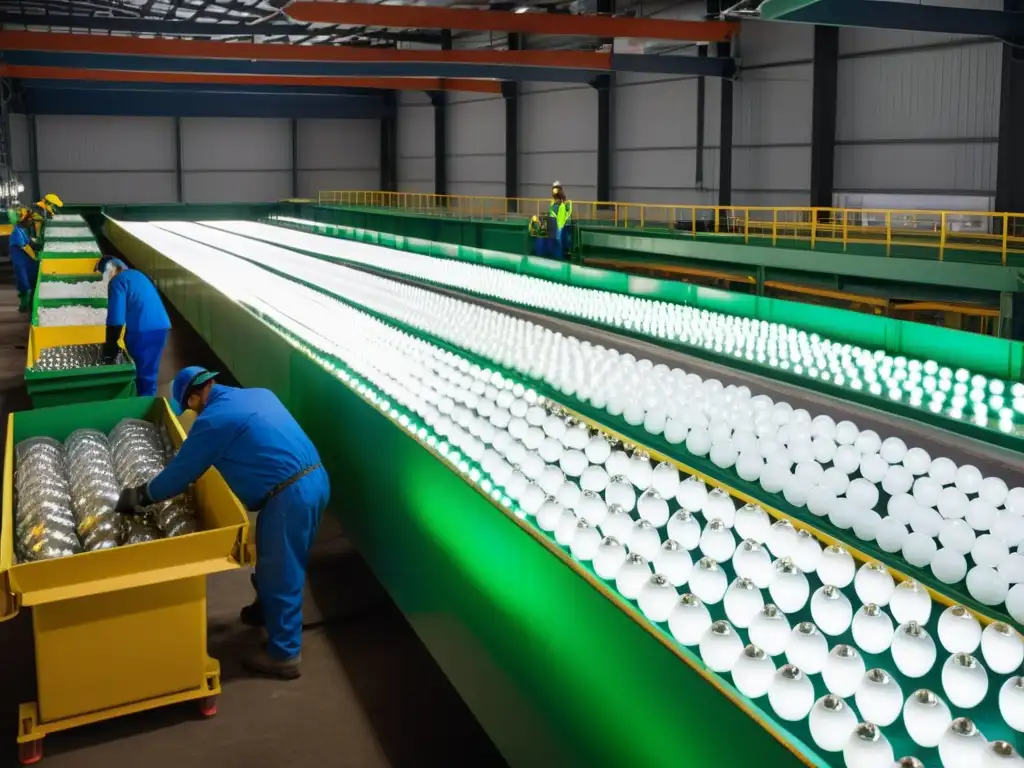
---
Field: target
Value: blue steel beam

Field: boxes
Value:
[759,0,1024,42]
[14,87,389,119]
[1,50,737,82]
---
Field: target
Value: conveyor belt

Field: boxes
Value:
[336,261,1024,487]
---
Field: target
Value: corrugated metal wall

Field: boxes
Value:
[296,119,379,198]
[448,92,505,198]
[397,91,434,193]
[612,72,715,206]
[6,115,381,204]
[835,29,1001,201]
[519,83,598,201]
[36,115,178,204]
[732,20,815,208]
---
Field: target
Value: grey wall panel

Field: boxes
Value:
[36,115,176,172]
[520,83,597,201]
[738,19,814,67]
[180,117,290,171]
[39,171,177,204]
[296,118,379,171]
[397,91,433,193]
[10,113,30,174]
[835,29,1000,196]
[835,142,997,195]
[182,170,290,203]
[297,170,380,199]
[448,94,504,197]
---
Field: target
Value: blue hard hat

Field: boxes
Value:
[171,365,218,414]
[95,256,125,273]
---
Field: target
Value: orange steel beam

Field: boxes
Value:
[893,301,1000,317]
[287,2,738,40]
[0,31,608,69]
[764,280,890,308]
[587,257,756,284]
[0,64,502,93]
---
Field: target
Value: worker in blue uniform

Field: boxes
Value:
[97,256,171,396]
[9,208,39,313]
[115,366,330,680]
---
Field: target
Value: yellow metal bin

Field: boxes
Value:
[0,397,249,764]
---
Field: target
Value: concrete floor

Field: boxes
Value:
[0,285,508,768]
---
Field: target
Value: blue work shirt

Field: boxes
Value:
[107,268,171,332]
[9,225,34,258]
[148,384,322,510]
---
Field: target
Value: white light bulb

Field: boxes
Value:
[689,558,728,604]
[889,580,932,625]
[675,475,709,511]
[637,573,678,622]
[627,453,653,490]
[605,475,636,512]
[666,510,702,550]
[650,461,680,499]
[854,668,903,727]
[559,448,588,478]
[941,652,989,709]
[767,664,815,722]
[854,563,895,607]
[536,497,564,531]
[698,620,743,673]
[1000,677,1024,732]
[748,604,791,657]
[769,558,810,613]
[700,519,737,562]
[580,464,609,493]
[809,694,858,752]
[593,536,627,579]
[723,577,765,628]
[785,621,829,674]
[791,529,823,573]
[822,644,866,698]
[851,604,895,654]
[938,718,986,768]
[733,539,774,588]
[891,621,937,678]
[668,593,711,646]
[600,505,634,542]
[932,548,968,585]
[766,519,798,559]
[628,520,662,561]
[818,545,856,588]
[982,742,1024,768]
[615,552,652,599]
[843,723,894,768]
[577,490,609,527]
[569,519,602,561]
[937,605,982,654]
[732,644,776,699]
[981,622,1024,675]
[734,503,771,543]
[904,689,952,748]
[553,508,578,546]
[584,435,612,465]
[810,585,853,637]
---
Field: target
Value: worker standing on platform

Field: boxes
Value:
[30,193,63,239]
[97,256,170,396]
[549,181,573,259]
[9,208,39,313]
[116,366,330,680]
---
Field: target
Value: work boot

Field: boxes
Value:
[17,292,28,313]
[240,599,265,627]
[242,649,301,680]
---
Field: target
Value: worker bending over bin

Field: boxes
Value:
[116,366,330,680]
[28,193,63,239]
[8,208,39,313]
[98,256,171,396]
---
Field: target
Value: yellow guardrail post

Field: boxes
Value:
[744,209,749,244]
[842,210,848,252]
[771,209,777,246]
[691,207,696,237]
[886,211,892,257]
[1002,213,1009,267]
[939,211,947,261]
[810,208,818,249]
[640,204,645,230]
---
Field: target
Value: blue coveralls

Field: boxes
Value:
[9,224,38,295]
[107,269,171,397]
[148,385,330,661]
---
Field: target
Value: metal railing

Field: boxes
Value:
[317,190,1024,266]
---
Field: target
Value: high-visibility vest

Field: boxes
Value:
[549,199,573,230]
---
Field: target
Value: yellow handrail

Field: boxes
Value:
[316,190,1024,265]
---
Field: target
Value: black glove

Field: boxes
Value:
[115,484,153,515]
[102,324,123,364]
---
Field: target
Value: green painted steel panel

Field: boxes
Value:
[104,216,812,768]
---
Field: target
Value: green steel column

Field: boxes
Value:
[432,29,452,200]
[504,33,521,210]
[290,117,299,199]
[810,25,838,210]
[27,114,40,205]
[380,92,398,193]
[596,0,613,204]
[716,40,733,226]
[696,45,707,189]
[996,0,1024,215]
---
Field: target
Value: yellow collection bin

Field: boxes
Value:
[38,258,98,276]
[0,397,249,764]
[25,325,136,409]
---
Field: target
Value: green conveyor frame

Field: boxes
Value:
[103,217,819,768]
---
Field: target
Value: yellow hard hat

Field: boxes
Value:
[44,193,63,208]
